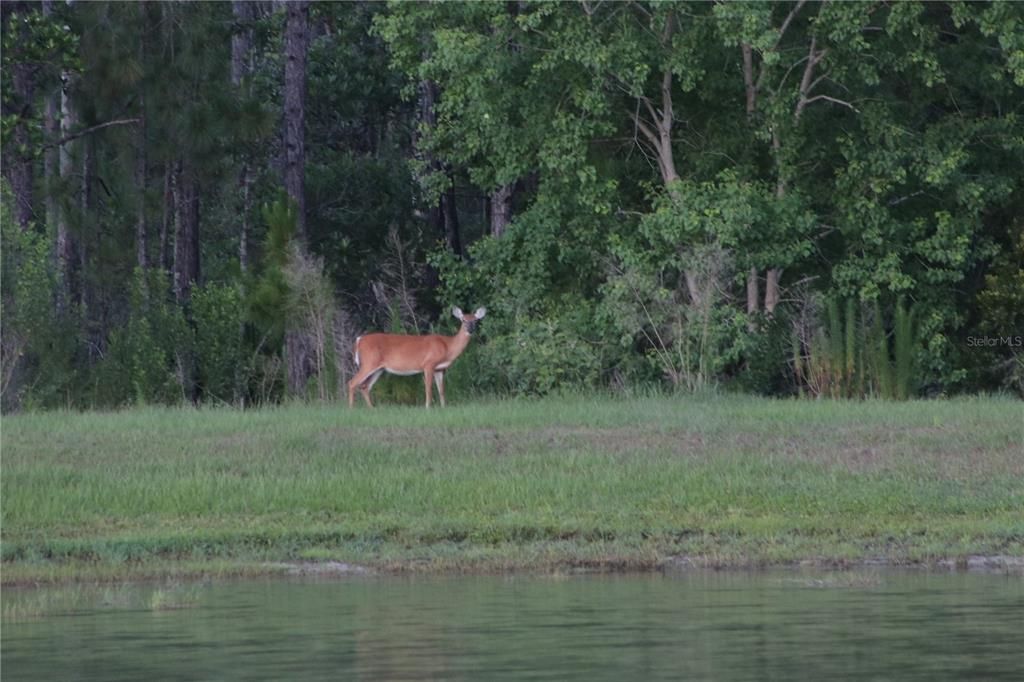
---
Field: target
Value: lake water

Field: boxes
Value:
[3,570,1023,681]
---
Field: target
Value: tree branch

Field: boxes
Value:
[754,0,810,93]
[639,94,660,131]
[43,118,141,151]
[802,94,859,113]
[660,67,673,132]
[631,108,660,150]
[774,0,809,51]
[807,72,829,94]
[659,11,676,132]
[794,37,827,122]
[742,43,757,115]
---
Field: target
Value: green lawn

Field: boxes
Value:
[2,395,1022,583]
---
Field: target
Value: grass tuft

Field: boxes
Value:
[2,395,1022,583]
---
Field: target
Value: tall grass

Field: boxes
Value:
[2,395,1021,580]
[795,298,920,399]
[845,298,858,395]
[893,298,917,400]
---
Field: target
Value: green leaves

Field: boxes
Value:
[3,0,1022,406]
[977,2,1024,86]
[637,173,813,273]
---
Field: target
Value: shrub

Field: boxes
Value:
[480,316,601,396]
[1,183,80,410]
[192,281,246,404]
[791,294,921,399]
[602,242,750,392]
[283,247,338,401]
[97,270,192,407]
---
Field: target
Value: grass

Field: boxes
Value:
[2,394,1022,584]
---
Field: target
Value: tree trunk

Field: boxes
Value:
[283,0,311,397]
[628,14,703,306]
[4,47,36,231]
[441,182,462,256]
[758,27,823,318]
[233,0,255,273]
[239,173,251,272]
[173,161,200,303]
[43,87,60,231]
[490,182,514,238]
[417,77,462,255]
[79,137,96,354]
[1,0,38,230]
[684,271,702,308]
[159,163,172,273]
[765,268,781,315]
[747,266,760,315]
[283,0,309,246]
[57,74,79,312]
[170,160,199,402]
[763,167,787,316]
[741,41,762,319]
[135,97,148,271]
[231,1,254,87]
[42,0,59,234]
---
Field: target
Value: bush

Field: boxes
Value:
[282,247,339,401]
[601,242,751,392]
[1,183,80,411]
[480,316,601,396]
[790,294,922,399]
[97,270,192,407]
[192,281,246,404]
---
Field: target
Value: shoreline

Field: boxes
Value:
[5,397,1021,589]
[5,549,1023,588]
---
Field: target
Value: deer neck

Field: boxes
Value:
[446,327,472,358]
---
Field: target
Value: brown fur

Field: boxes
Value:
[347,308,484,408]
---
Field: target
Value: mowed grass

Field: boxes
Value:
[2,394,1022,583]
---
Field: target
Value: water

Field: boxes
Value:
[3,571,1022,681]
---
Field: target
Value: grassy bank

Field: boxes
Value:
[2,395,1022,584]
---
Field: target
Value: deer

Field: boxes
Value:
[347,306,487,408]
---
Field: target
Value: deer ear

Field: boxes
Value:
[452,306,464,320]
[473,307,487,319]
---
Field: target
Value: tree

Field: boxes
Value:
[417,75,462,254]
[2,0,1022,409]
[232,0,257,272]
[284,0,310,247]
[1,2,38,231]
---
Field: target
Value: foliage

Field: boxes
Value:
[192,282,246,405]
[282,247,338,402]
[792,296,920,400]
[602,242,751,392]
[2,1,1023,410]
[248,196,296,350]
[973,224,1024,395]
[0,183,78,410]
[640,173,816,275]
[98,270,192,407]
[477,315,601,396]
[1,3,80,150]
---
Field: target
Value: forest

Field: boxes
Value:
[2,0,1022,411]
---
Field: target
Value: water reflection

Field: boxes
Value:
[3,571,1023,681]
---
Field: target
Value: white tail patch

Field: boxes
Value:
[354,336,363,367]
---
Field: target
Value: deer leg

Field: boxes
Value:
[423,367,436,408]
[348,367,373,408]
[434,371,446,407]
[360,369,384,407]
[348,367,381,408]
